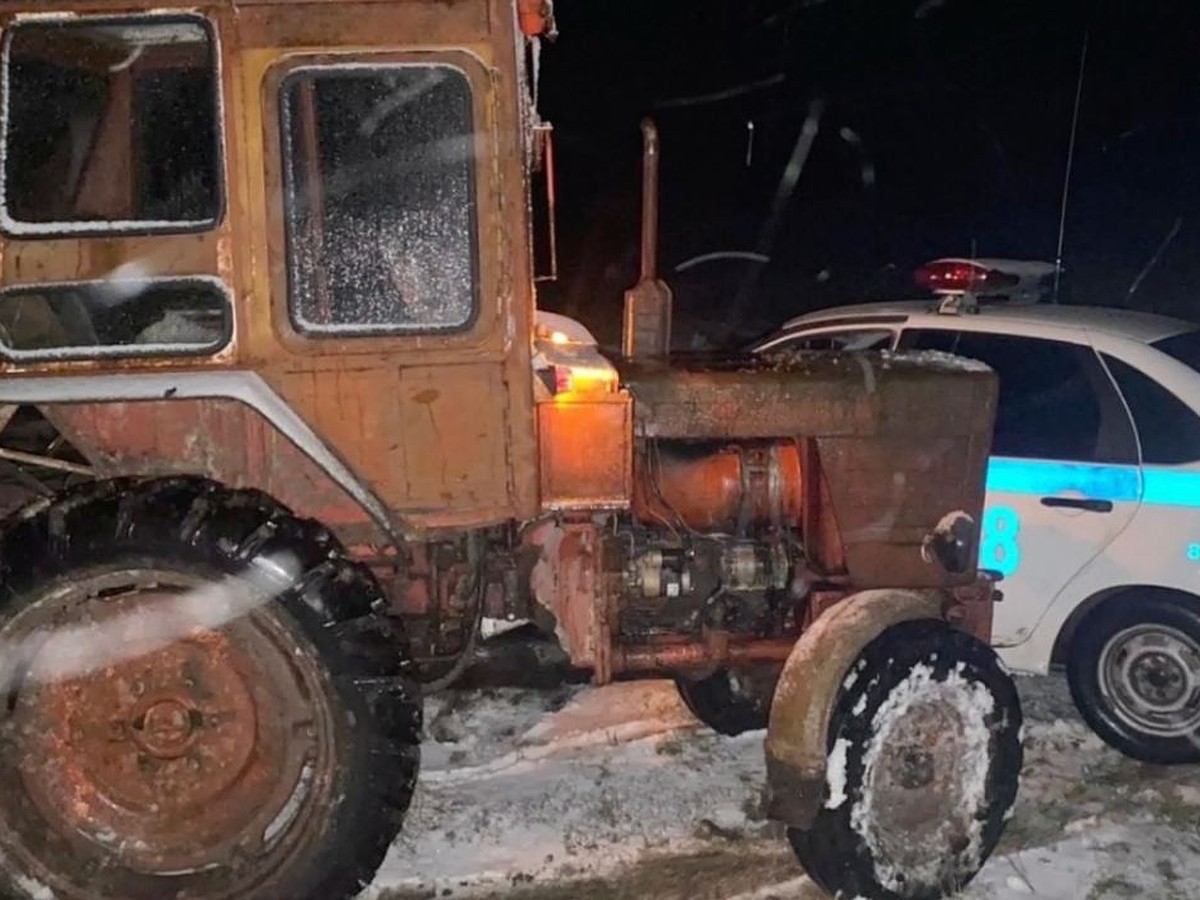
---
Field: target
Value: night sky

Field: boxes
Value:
[535,0,1200,349]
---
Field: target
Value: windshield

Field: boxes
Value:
[1152,330,1200,372]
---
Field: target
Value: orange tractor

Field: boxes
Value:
[0,2,1019,898]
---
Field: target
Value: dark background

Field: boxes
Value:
[533,0,1200,349]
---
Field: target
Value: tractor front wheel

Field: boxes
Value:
[787,620,1022,899]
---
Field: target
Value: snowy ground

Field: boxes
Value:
[365,674,1200,900]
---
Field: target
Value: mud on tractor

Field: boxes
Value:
[0,2,1021,898]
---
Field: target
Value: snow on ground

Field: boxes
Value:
[365,674,1200,899]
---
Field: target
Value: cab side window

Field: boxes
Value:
[3,15,221,234]
[1103,354,1200,464]
[280,64,479,336]
[900,329,1136,464]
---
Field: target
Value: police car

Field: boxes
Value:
[755,258,1200,764]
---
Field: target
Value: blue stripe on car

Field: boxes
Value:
[986,457,1200,507]
[985,458,1141,502]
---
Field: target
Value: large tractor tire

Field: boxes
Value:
[0,477,421,900]
[788,620,1022,900]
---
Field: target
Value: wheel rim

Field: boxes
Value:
[0,567,339,899]
[1098,623,1200,738]
[852,665,994,894]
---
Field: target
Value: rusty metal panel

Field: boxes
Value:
[621,354,997,589]
[817,436,994,589]
[537,396,632,510]
[526,521,615,679]
[236,0,490,49]
[273,361,520,528]
[3,234,220,286]
[276,366,404,501]
[43,400,375,536]
[398,364,510,512]
[622,354,996,440]
[0,0,539,534]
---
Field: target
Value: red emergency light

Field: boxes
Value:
[915,259,1020,295]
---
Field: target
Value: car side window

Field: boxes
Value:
[1103,354,1200,464]
[764,328,895,353]
[898,328,957,353]
[901,329,1136,464]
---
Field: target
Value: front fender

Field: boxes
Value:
[764,588,944,829]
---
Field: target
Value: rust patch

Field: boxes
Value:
[612,638,795,675]
[10,576,324,880]
[42,399,378,541]
[526,521,610,678]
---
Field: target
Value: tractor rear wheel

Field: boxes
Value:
[675,667,776,736]
[0,478,421,900]
[787,620,1021,899]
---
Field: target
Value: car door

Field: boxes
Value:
[899,328,1142,646]
[1099,351,1200,577]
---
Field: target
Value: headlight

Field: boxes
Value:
[922,511,977,575]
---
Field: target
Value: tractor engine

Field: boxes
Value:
[522,345,997,684]
[620,440,804,639]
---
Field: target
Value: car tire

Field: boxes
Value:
[787,620,1022,900]
[1068,591,1200,765]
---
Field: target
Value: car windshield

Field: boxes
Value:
[1152,330,1200,372]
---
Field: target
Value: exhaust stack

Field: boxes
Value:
[622,119,673,360]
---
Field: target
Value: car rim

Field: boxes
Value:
[1098,623,1200,738]
[0,567,338,899]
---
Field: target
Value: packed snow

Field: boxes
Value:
[365,673,1200,899]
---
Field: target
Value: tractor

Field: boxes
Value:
[0,1,1020,898]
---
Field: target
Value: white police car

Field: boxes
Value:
[755,258,1200,764]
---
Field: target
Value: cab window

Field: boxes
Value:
[2,15,221,235]
[901,329,1136,464]
[0,279,231,361]
[1103,354,1200,465]
[280,64,479,336]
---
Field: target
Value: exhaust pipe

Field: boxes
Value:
[639,118,660,284]
[622,119,673,360]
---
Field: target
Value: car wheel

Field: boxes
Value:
[1068,591,1200,764]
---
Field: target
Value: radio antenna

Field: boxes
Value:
[1053,27,1089,304]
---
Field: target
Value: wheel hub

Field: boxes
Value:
[895,746,936,790]
[132,697,202,759]
[1100,624,1200,736]
[1129,651,1188,707]
[27,624,262,831]
[854,667,995,893]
